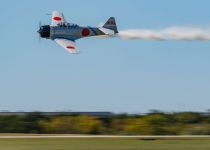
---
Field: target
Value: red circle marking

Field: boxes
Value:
[66,45,75,49]
[81,28,90,37]
[53,17,62,21]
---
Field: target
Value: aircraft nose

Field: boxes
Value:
[37,27,43,38]
[37,25,50,38]
[37,27,42,34]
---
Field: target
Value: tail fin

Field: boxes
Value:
[103,17,118,33]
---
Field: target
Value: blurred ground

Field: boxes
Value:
[0,137,210,150]
[0,134,210,140]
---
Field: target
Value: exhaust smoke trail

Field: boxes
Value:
[118,26,210,41]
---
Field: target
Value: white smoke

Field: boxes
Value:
[118,26,210,41]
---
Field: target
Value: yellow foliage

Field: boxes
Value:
[39,115,104,134]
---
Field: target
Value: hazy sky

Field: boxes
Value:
[1,0,210,113]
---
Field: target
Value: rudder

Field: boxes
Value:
[103,17,118,33]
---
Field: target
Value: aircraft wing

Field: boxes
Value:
[51,11,65,26]
[54,39,79,54]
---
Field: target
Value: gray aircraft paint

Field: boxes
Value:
[50,24,105,41]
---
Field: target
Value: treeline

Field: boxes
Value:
[0,112,210,135]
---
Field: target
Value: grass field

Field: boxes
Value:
[0,138,210,150]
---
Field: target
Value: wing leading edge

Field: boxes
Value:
[54,39,79,54]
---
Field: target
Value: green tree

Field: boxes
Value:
[174,112,202,124]
[0,116,26,133]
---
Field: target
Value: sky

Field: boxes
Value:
[1,0,210,113]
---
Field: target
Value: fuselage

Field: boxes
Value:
[38,23,105,41]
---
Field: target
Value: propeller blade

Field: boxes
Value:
[38,21,42,43]
[39,21,42,28]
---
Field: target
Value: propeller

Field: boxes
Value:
[39,21,42,28]
[38,21,42,42]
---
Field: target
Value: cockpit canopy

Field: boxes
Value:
[57,22,78,28]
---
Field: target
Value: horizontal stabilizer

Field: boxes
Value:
[99,27,115,35]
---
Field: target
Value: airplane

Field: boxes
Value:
[37,11,118,54]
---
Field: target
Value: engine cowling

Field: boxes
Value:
[38,25,50,38]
